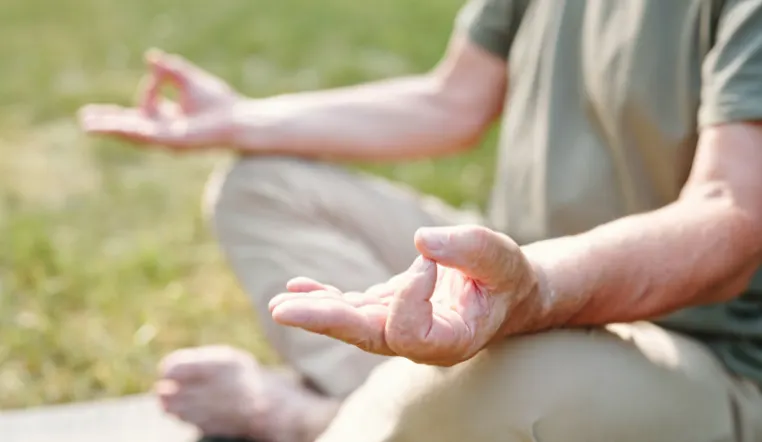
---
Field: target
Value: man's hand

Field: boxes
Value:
[77,35,506,161]
[269,225,546,366]
[78,49,239,149]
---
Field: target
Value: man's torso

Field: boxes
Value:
[473,0,762,382]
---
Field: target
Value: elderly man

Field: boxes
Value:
[80,0,762,441]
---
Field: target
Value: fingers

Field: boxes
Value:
[385,257,438,353]
[365,281,395,298]
[78,102,200,148]
[78,104,157,142]
[146,49,190,84]
[414,225,522,288]
[144,48,231,113]
[145,48,199,89]
[270,295,390,353]
[135,49,196,114]
[269,289,376,314]
[285,276,340,293]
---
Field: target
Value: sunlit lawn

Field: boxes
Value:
[0,0,498,409]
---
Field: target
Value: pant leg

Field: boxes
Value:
[318,322,762,442]
[203,156,481,398]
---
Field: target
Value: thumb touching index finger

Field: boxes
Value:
[145,49,199,112]
[146,49,191,87]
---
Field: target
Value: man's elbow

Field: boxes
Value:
[428,72,505,153]
[434,98,500,154]
[684,179,762,238]
[450,115,495,151]
[684,181,762,301]
[714,183,762,258]
[722,205,762,301]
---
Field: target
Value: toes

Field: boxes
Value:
[160,386,207,425]
[158,345,258,383]
[154,378,179,395]
[154,379,180,411]
[158,381,259,438]
[159,349,209,383]
[162,360,211,383]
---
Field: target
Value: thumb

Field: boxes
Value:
[146,49,194,88]
[414,225,523,289]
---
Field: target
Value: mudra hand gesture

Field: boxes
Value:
[270,225,543,366]
[79,49,239,149]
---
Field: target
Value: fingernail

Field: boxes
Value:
[145,48,162,62]
[418,229,446,253]
[409,256,432,273]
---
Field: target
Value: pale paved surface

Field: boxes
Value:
[0,394,198,442]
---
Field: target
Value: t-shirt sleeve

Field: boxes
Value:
[698,0,762,127]
[455,0,529,59]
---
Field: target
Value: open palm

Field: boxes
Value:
[269,225,539,366]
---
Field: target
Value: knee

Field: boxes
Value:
[202,156,301,227]
[379,330,615,440]
[325,332,600,442]
[332,328,729,442]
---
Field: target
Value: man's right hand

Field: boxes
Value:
[78,49,240,150]
[79,34,507,160]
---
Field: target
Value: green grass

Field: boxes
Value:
[0,0,498,409]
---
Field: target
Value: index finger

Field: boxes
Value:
[78,104,157,141]
[136,73,162,117]
[271,294,392,354]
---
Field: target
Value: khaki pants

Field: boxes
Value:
[204,156,762,442]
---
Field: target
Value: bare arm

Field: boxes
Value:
[80,33,506,161]
[521,123,762,331]
[503,0,762,334]
[229,34,507,161]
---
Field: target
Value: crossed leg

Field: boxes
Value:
[157,156,480,440]
[319,322,762,442]
[156,156,762,442]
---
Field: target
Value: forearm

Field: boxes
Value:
[228,76,489,161]
[521,185,762,330]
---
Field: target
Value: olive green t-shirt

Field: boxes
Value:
[458,0,762,384]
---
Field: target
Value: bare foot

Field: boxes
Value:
[155,345,340,442]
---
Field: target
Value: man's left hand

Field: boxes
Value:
[269,225,544,366]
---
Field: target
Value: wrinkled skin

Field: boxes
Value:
[78,49,545,436]
[270,224,542,366]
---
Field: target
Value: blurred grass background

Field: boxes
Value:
[0,0,499,409]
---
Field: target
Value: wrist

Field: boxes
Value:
[493,256,556,341]
[520,239,593,329]
[227,97,273,152]
[491,237,595,342]
[523,257,557,330]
